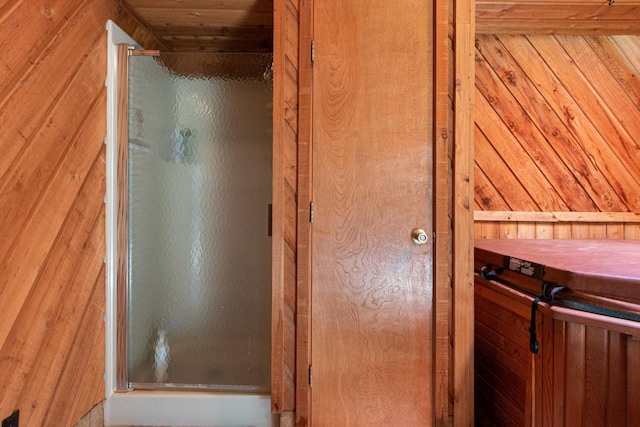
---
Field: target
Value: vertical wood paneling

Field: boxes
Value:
[538,308,555,426]
[434,0,452,423]
[453,0,475,424]
[584,327,607,426]
[0,1,162,425]
[477,276,640,427]
[552,320,566,426]
[295,0,312,424]
[628,337,640,425]
[606,331,627,426]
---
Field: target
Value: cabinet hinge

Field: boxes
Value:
[311,40,315,64]
[309,365,313,387]
[310,202,314,224]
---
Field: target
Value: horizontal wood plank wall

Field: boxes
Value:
[272,0,298,415]
[0,1,161,425]
[474,278,531,427]
[474,34,640,240]
[476,0,640,35]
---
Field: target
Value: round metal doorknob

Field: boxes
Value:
[412,228,429,245]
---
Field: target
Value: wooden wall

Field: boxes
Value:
[0,1,160,425]
[476,0,640,35]
[271,0,299,417]
[435,0,454,422]
[452,0,476,425]
[474,34,640,239]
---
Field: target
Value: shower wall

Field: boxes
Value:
[127,53,272,391]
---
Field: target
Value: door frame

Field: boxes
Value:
[290,0,475,425]
[104,20,275,427]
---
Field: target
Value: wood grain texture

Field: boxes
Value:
[272,0,298,415]
[476,222,640,240]
[115,43,129,392]
[434,0,453,424]
[476,0,640,34]
[0,1,161,424]
[475,277,531,427]
[125,0,274,52]
[475,34,640,240]
[270,0,286,413]
[475,273,640,427]
[312,1,433,424]
[453,0,475,425]
[295,0,312,425]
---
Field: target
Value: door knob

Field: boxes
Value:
[411,228,429,245]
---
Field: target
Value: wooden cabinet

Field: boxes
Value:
[474,239,640,426]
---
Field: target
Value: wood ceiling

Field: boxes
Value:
[122,0,640,52]
[123,0,274,52]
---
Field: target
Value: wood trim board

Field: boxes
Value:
[115,43,130,392]
[453,0,476,424]
[296,0,313,425]
[475,211,640,223]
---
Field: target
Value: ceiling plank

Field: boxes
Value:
[134,8,273,28]
[161,34,272,52]
[153,24,273,36]
[124,0,274,52]
[126,0,273,12]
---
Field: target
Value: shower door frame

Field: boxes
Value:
[116,46,273,394]
[104,20,275,427]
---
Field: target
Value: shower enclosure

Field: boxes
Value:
[121,49,272,392]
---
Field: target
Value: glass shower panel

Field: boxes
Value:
[127,53,272,392]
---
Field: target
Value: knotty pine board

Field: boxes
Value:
[0,1,163,424]
[475,34,640,240]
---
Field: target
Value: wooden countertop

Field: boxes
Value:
[475,239,640,301]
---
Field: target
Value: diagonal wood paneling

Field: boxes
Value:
[475,34,640,240]
[272,0,298,415]
[0,1,162,425]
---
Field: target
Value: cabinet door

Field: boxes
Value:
[311,1,434,425]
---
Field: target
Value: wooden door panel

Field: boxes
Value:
[311,1,434,425]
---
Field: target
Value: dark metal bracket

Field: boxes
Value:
[529,283,565,354]
[480,264,504,280]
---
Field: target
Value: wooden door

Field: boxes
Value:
[311,1,434,425]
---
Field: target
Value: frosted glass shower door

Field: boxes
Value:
[126,53,272,392]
